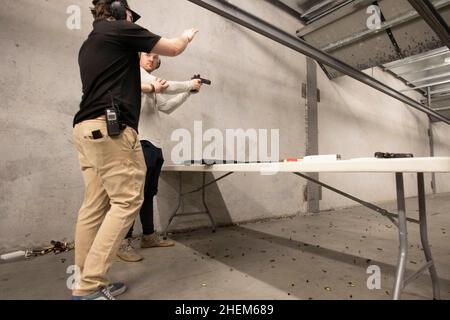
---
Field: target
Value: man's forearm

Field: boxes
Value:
[152,36,189,57]
[151,28,198,57]
[158,92,191,115]
[163,80,192,94]
[170,35,190,55]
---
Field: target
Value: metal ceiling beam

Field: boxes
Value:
[400,79,450,91]
[390,48,450,67]
[304,0,353,23]
[263,0,304,21]
[301,0,337,18]
[408,0,450,50]
[296,0,375,37]
[407,71,450,84]
[321,0,450,53]
[430,87,450,94]
[397,61,450,76]
[433,106,450,111]
[384,46,449,70]
[187,0,450,125]
[422,93,450,104]
[424,92,450,102]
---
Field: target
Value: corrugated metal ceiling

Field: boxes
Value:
[383,47,450,120]
[277,0,450,119]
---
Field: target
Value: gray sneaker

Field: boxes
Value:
[117,238,143,262]
[108,282,127,297]
[72,288,115,300]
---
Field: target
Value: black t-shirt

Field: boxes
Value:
[74,20,161,131]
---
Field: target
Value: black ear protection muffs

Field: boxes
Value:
[110,1,127,20]
[96,0,141,22]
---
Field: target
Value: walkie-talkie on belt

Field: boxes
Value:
[106,94,121,137]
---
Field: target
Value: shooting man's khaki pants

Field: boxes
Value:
[72,120,146,296]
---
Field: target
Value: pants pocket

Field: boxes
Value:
[122,128,139,150]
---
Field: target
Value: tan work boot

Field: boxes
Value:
[117,238,143,262]
[141,233,175,248]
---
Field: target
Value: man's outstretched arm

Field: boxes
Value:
[157,79,202,114]
[151,28,199,57]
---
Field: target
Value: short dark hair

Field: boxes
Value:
[90,1,113,21]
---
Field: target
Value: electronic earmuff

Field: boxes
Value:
[96,0,141,22]
[110,1,127,21]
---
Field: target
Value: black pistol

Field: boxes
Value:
[374,152,414,159]
[191,74,211,93]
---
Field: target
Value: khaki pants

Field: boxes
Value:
[72,120,146,296]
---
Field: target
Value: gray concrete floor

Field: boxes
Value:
[1,193,449,300]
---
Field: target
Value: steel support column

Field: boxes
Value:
[306,58,320,213]
[427,87,437,194]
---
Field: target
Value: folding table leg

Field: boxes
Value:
[202,172,216,233]
[393,173,408,300]
[163,172,183,239]
[417,173,441,300]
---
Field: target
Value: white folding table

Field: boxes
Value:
[162,157,450,300]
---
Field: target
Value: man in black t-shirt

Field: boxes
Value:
[72,0,198,300]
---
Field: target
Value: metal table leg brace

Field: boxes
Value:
[295,172,440,300]
[392,173,440,300]
[163,172,234,238]
[163,170,440,299]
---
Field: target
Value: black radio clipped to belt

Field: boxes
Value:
[106,93,125,137]
[105,107,121,137]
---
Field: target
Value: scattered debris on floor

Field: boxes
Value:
[0,240,74,262]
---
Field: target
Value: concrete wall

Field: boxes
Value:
[0,0,306,251]
[0,0,449,251]
[139,0,307,232]
[0,0,93,252]
[317,66,450,210]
